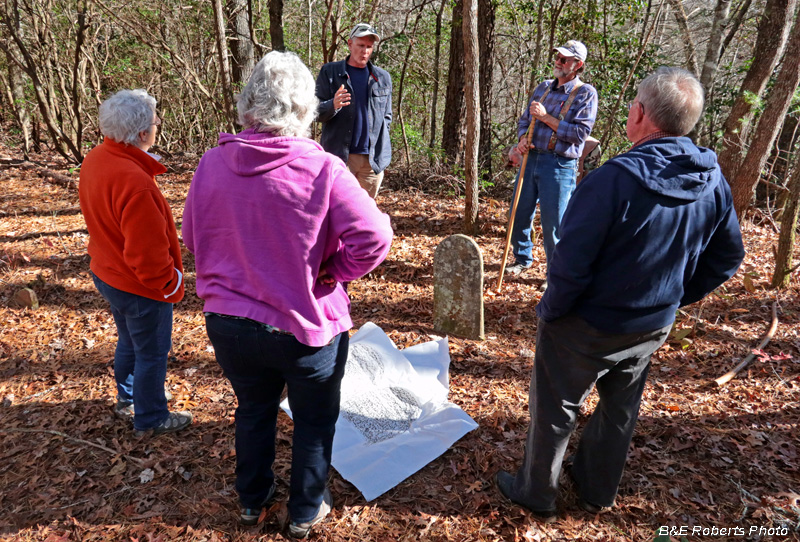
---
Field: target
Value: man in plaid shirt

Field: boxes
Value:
[507,40,598,283]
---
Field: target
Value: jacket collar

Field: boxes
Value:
[102,138,167,177]
[341,56,379,82]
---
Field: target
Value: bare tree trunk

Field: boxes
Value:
[428,0,447,156]
[719,0,753,59]
[771,154,800,288]
[269,0,285,52]
[730,14,800,218]
[477,0,495,184]
[666,0,699,75]
[228,0,255,85]
[463,0,479,234]
[442,0,465,165]
[718,0,797,181]
[320,0,345,63]
[70,1,89,155]
[1,0,31,157]
[397,7,424,169]
[212,0,237,131]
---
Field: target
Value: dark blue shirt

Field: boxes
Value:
[346,64,370,155]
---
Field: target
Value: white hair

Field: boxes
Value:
[637,67,705,136]
[98,89,157,145]
[236,51,319,136]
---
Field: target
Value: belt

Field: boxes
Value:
[204,312,294,336]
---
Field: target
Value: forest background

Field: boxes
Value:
[2,0,800,271]
[1,0,800,541]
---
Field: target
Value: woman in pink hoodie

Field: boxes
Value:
[183,51,392,538]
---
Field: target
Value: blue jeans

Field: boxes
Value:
[205,313,348,523]
[510,152,577,269]
[91,273,172,431]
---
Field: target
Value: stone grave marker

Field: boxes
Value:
[433,234,484,339]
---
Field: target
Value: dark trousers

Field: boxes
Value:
[512,314,671,510]
[92,272,172,430]
[205,313,348,523]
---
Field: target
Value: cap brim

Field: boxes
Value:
[553,47,576,57]
[351,32,380,41]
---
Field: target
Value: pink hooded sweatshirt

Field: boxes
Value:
[183,129,393,346]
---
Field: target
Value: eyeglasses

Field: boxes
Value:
[627,101,644,114]
[151,116,162,126]
[555,55,573,64]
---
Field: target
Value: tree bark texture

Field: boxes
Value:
[667,0,699,75]
[463,0,480,234]
[771,154,800,288]
[269,0,286,51]
[718,0,797,181]
[227,0,255,86]
[428,0,447,154]
[212,0,237,131]
[477,0,495,183]
[442,0,465,165]
[730,13,800,218]
[1,0,31,156]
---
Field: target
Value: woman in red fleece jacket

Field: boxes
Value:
[79,89,191,436]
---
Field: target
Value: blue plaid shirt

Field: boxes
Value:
[517,77,598,160]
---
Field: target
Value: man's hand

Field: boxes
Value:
[333,84,351,109]
[529,100,547,120]
[517,136,532,155]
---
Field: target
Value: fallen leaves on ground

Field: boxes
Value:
[1,143,799,541]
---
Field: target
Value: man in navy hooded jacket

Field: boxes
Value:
[496,67,745,521]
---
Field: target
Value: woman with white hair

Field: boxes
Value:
[183,51,392,538]
[79,89,192,436]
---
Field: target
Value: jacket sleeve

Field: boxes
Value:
[315,65,338,124]
[680,192,745,306]
[323,165,393,282]
[554,86,598,146]
[119,189,181,296]
[182,175,196,254]
[384,75,393,126]
[535,168,616,322]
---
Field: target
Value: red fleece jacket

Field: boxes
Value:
[79,139,184,303]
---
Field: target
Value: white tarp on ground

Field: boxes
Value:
[281,322,478,501]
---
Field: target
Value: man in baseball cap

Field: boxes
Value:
[505,38,597,285]
[315,23,393,199]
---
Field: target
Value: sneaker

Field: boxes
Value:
[288,488,332,539]
[135,411,193,436]
[114,389,174,420]
[495,471,558,523]
[506,262,532,276]
[114,399,134,420]
[240,483,276,526]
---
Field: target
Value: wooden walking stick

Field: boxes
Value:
[496,121,535,291]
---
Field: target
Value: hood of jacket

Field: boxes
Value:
[608,136,721,202]
[217,128,323,176]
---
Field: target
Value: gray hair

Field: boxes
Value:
[237,51,319,136]
[636,67,704,135]
[98,89,157,145]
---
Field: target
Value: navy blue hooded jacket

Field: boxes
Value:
[536,136,745,334]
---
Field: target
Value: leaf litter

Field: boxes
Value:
[0,143,799,541]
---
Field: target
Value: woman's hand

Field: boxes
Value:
[317,267,336,286]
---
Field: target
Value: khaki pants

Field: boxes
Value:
[347,153,384,198]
